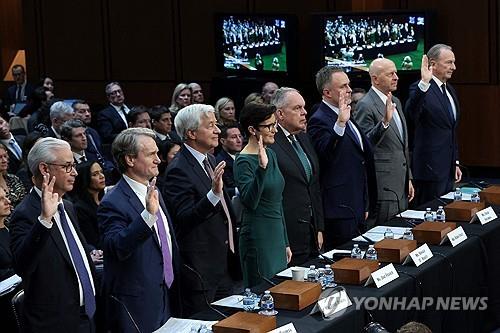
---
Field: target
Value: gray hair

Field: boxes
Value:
[112,127,156,173]
[315,66,344,95]
[105,82,121,95]
[174,104,215,140]
[50,101,74,121]
[271,87,299,109]
[427,44,452,62]
[60,119,86,141]
[169,83,190,113]
[214,97,233,120]
[28,137,71,179]
[188,82,201,91]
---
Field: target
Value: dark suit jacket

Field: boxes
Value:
[163,147,237,290]
[98,178,180,333]
[96,105,127,144]
[215,149,237,198]
[4,83,35,107]
[355,88,411,202]
[404,79,460,182]
[308,101,377,221]
[5,134,25,174]
[269,128,324,263]
[10,190,96,333]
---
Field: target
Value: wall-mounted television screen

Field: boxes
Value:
[314,11,429,73]
[215,14,295,75]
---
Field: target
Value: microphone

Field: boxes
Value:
[382,187,402,218]
[110,295,142,333]
[338,204,375,244]
[298,218,334,264]
[183,264,228,318]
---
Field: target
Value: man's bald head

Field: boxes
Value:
[369,58,398,94]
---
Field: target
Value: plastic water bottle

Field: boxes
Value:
[306,265,319,282]
[317,268,326,287]
[259,290,277,316]
[454,187,463,201]
[351,244,362,259]
[424,208,434,222]
[402,228,414,240]
[384,228,394,239]
[471,190,480,203]
[365,245,378,260]
[436,206,446,222]
[323,264,336,288]
[242,288,258,311]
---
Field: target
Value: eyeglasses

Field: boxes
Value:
[108,89,123,97]
[257,122,278,132]
[46,162,76,173]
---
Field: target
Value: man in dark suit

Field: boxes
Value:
[97,128,179,332]
[270,87,324,265]
[2,65,35,112]
[308,66,377,250]
[150,105,181,142]
[215,124,243,198]
[10,137,97,332]
[355,58,414,227]
[0,115,24,174]
[405,44,462,205]
[97,82,130,144]
[163,104,238,317]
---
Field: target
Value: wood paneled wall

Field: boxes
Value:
[18,0,500,167]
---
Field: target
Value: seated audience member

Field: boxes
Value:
[261,81,279,104]
[244,92,264,106]
[48,101,74,139]
[0,144,26,217]
[17,128,47,191]
[27,93,54,132]
[70,161,106,250]
[234,102,291,287]
[0,187,13,280]
[215,97,238,126]
[163,104,238,316]
[188,82,205,104]
[97,82,131,144]
[169,83,192,116]
[157,139,182,191]
[60,119,92,164]
[2,64,35,112]
[10,137,98,332]
[18,86,52,119]
[216,124,243,198]
[98,128,179,332]
[127,105,152,129]
[0,115,24,174]
[40,76,55,93]
[150,105,181,141]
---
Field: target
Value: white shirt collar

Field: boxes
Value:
[111,103,128,113]
[371,86,389,104]
[123,174,148,206]
[432,75,445,87]
[184,143,207,165]
[73,151,86,160]
[155,130,167,141]
[322,99,340,115]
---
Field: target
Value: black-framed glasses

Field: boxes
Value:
[257,122,278,132]
[108,89,123,97]
[46,162,76,173]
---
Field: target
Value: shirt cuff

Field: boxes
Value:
[38,216,53,228]
[333,123,346,136]
[418,80,430,92]
[141,209,158,228]
[207,189,221,206]
[381,121,390,129]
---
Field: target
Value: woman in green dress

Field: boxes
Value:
[234,102,292,288]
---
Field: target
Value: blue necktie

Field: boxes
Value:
[441,84,455,122]
[58,203,96,318]
[9,139,22,160]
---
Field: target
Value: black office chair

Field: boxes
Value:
[11,290,24,332]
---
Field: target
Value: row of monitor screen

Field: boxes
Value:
[215,11,429,76]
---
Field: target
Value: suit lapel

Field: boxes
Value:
[369,89,405,146]
[181,147,211,190]
[430,80,454,126]
[275,129,308,182]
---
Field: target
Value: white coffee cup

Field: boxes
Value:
[291,267,305,281]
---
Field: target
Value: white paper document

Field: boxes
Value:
[211,295,245,309]
[321,249,352,259]
[0,274,21,296]
[154,318,218,333]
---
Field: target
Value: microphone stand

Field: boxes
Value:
[183,264,228,319]
[298,218,334,264]
[338,204,375,244]
[110,295,142,333]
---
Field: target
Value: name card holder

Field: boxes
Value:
[316,289,352,318]
[403,243,433,267]
[444,226,467,247]
[267,323,298,333]
[470,206,498,225]
[364,263,399,288]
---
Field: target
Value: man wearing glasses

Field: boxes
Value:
[97,82,131,144]
[10,137,98,332]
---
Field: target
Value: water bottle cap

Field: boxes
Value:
[438,206,443,209]
[245,288,250,292]
[325,264,330,268]
[456,187,461,190]
[310,265,315,269]
[264,290,270,294]
[426,207,431,211]
[354,244,359,247]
